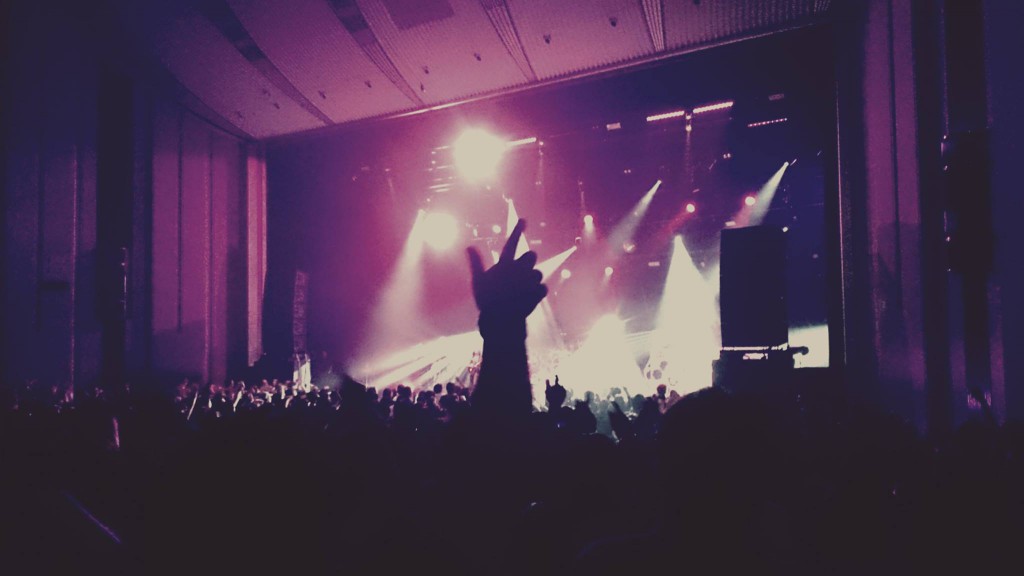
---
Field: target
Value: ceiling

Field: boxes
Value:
[116,0,832,140]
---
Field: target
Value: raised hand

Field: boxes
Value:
[609,401,633,441]
[467,219,547,323]
[466,218,546,415]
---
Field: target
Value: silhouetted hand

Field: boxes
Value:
[467,219,545,415]
[609,401,633,441]
[467,219,547,328]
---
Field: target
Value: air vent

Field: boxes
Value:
[328,0,371,33]
[381,0,454,30]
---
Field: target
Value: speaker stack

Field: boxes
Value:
[714,226,793,391]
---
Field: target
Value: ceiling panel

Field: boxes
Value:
[120,0,323,138]
[227,0,416,124]
[664,0,820,50]
[355,0,530,105]
[115,0,830,139]
[507,0,655,80]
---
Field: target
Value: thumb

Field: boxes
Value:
[467,246,485,281]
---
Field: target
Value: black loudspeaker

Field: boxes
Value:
[720,226,787,348]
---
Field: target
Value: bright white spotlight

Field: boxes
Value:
[607,180,660,258]
[685,202,696,214]
[745,162,789,226]
[491,224,502,234]
[604,266,614,277]
[562,314,646,396]
[646,234,719,393]
[583,214,594,227]
[744,195,757,207]
[537,246,578,281]
[560,269,572,280]
[421,212,458,251]
[453,128,505,182]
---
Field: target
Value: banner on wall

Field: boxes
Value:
[292,269,308,354]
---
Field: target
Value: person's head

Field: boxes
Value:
[631,394,645,413]
[657,384,667,399]
[433,383,443,395]
[446,382,457,395]
[339,377,367,406]
[440,394,457,412]
[657,388,774,522]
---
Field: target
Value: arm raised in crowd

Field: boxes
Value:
[466,219,547,417]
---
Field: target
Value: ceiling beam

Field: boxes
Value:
[325,0,425,107]
[196,0,334,126]
[479,0,537,82]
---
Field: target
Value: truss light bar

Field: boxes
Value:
[747,117,789,128]
[507,136,538,148]
[646,109,688,123]
[691,101,734,115]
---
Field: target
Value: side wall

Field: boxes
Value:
[1,2,266,391]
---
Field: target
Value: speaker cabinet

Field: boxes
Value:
[720,226,787,348]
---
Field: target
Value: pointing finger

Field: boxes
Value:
[500,219,526,263]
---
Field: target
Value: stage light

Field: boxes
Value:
[491,224,502,234]
[646,109,688,122]
[583,214,594,227]
[746,117,788,128]
[560,269,572,280]
[507,136,537,147]
[692,100,734,115]
[361,211,429,359]
[647,234,719,393]
[607,180,660,260]
[421,212,458,251]
[740,162,789,226]
[604,266,614,277]
[537,246,578,281]
[453,128,505,182]
[685,202,696,213]
[562,314,646,396]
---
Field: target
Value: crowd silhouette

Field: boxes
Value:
[3,220,1022,574]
